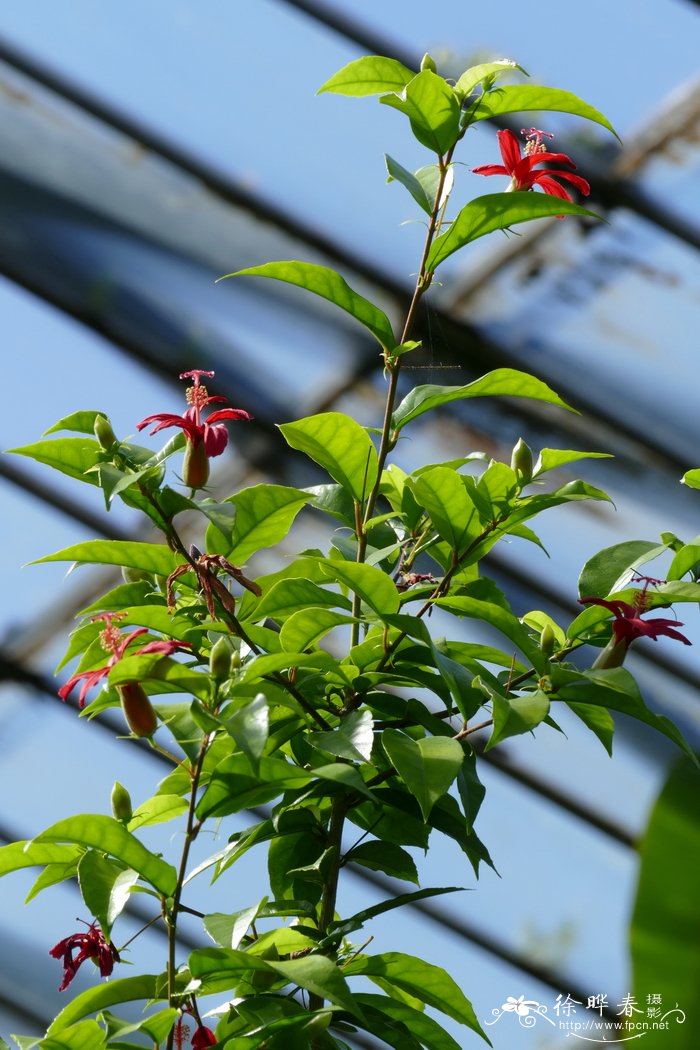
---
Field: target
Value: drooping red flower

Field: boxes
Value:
[58,612,191,708]
[137,370,252,487]
[473,127,590,203]
[191,1025,217,1048]
[579,594,691,668]
[49,920,119,991]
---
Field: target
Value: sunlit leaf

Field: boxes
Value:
[454,59,527,100]
[77,851,139,938]
[486,689,551,749]
[46,976,160,1035]
[466,84,618,138]
[33,540,181,577]
[9,438,102,486]
[318,559,400,616]
[318,55,415,97]
[380,70,461,155]
[206,484,310,561]
[280,412,378,503]
[382,731,464,821]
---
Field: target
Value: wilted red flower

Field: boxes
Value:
[473,128,590,204]
[579,594,691,668]
[58,612,190,708]
[191,1026,217,1048]
[137,369,252,487]
[49,920,119,991]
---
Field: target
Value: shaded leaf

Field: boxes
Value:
[382,731,464,821]
[577,540,665,598]
[347,840,418,884]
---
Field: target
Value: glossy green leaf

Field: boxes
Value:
[0,840,82,878]
[319,559,400,616]
[41,1019,108,1050]
[380,70,461,155]
[532,448,611,477]
[382,731,464,821]
[308,709,374,764]
[454,59,526,100]
[318,55,415,96]
[681,468,700,489]
[33,540,181,577]
[347,840,418,884]
[47,976,160,1035]
[331,887,461,945]
[566,701,615,755]
[252,577,351,621]
[577,540,664,598]
[486,688,550,749]
[385,154,432,214]
[127,794,188,831]
[280,412,378,502]
[25,859,81,902]
[631,757,700,1048]
[206,484,311,561]
[668,544,700,581]
[77,851,139,938]
[427,193,599,271]
[238,650,337,684]
[344,952,486,1038]
[437,594,545,672]
[111,655,209,702]
[44,410,106,436]
[204,899,266,949]
[197,755,313,818]
[392,368,571,432]
[312,762,377,802]
[355,994,462,1050]
[280,608,357,653]
[466,84,618,138]
[411,467,479,551]
[188,949,362,1017]
[33,815,177,896]
[9,438,102,485]
[223,693,269,772]
[222,261,395,352]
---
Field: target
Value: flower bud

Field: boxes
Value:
[182,440,210,489]
[209,637,232,682]
[94,414,118,450]
[510,437,533,481]
[117,682,158,737]
[539,622,556,656]
[111,781,133,824]
[592,638,628,670]
[420,53,437,73]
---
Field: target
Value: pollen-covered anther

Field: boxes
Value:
[185,383,210,412]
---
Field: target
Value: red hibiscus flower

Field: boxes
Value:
[473,127,590,203]
[49,920,119,991]
[137,369,252,487]
[58,612,190,708]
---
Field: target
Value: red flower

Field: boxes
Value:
[579,594,691,668]
[137,370,252,487]
[58,612,190,708]
[473,127,590,203]
[49,920,119,991]
[192,1026,217,1048]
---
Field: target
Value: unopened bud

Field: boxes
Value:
[510,438,533,481]
[540,622,556,656]
[209,637,232,682]
[117,682,158,738]
[420,53,437,73]
[111,781,133,824]
[182,440,210,489]
[94,414,118,450]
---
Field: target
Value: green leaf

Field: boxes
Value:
[197,755,313,818]
[280,412,378,503]
[77,852,139,938]
[33,816,177,896]
[631,757,700,1047]
[330,887,461,944]
[206,484,311,561]
[466,84,618,139]
[204,899,266,949]
[318,559,400,616]
[280,608,357,653]
[347,840,418,884]
[411,467,479,551]
[682,468,700,489]
[252,577,351,621]
[565,701,615,755]
[392,368,571,432]
[486,688,550,749]
[312,762,377,802]
[223,693,269,773]
[308,709,374,764]
[0,841,82,878]
[32,540,181,577]
[127,794,189,831]
[577,540,665,598]
[46,977,160,1035]
[40,1019,108,1050]
[188,949,363,1017]
[222,261,395,352]
[427,193,599,271]
[668,544,700,581]
[318,55,415,97]
[437,594,545,671]
[238,650,337,684]
[25,858,81,902]
[9,438,102,485]
[44,410,106,436]
[382,731,464,820]
[454,59,526,100]
[532,448,612,477]
[344,952,487,1039]
[380,70,461,155]
[385,154,432,214]
[354,993,462,1050]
